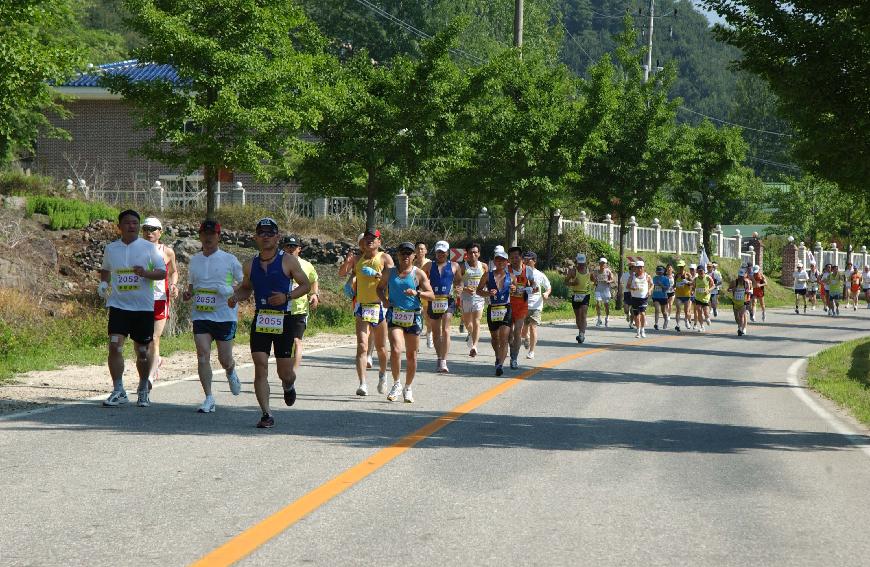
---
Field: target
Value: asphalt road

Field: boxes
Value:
[1,307,869,566]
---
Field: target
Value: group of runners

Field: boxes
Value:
[792,261,870,316]
[97,210,868,428]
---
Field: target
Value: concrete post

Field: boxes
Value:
[394,188,409,228]
[862,245,868,269]
[748,245,755,268]
[152,180,164,212]
[312,197,328,218]
[476,207,491,237]
[604,214,615,247]
[714,223,724,258]
[628,215,638,252]
[232,181,245,206]
[694,220,703,254]
[735,229,743,260]
[814,241,824,267]
[65,179,74,193]
[798,241,807,268]
[831,242,840,268]
[579,210,588,236]
[652,218,661,253]
[554,208,563,236]
[674,220,683,256]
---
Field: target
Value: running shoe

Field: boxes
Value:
[522,337,530,349]
[377,373,388,394]
[459,322,465,334]
[762,312,766,322]
[663,317,669,329]
[197,396,216,413]
[470,347,477,357]
[750,315,756,322]
[579,333,585,344]
[136,389,150,407]
[356,382,368,396]
[836,308,840,316]
[526,352,535,359]
[495,364,504,376]
[640,329,646,338]
[510,358,519,370]
[795,307,800,314]
[804,306,807,313]
[737,328,744,336]
[426,333,433,348]
[635,331,640,338]
[654,323,659,330]
[596,318,602,327]
[713,308,718,317]
[674,325,681,333]
[576,334,582,343]
[256,413,274,428]
[440,360,450,374]
[103,390,128,407]
[604,318,609,327]
[366,356,373,369]
[699,325,705,333]
[403,387,414,403]
[283,386,296,406]
[227,368,241,396]
[387,381,402,402]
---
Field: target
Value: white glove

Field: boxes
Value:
[218,284,234,297]
[98,281,109,298]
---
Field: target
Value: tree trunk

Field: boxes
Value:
[205,164,218,220]
[506,204,520,247]
[616,218,626,310]
[702,220,713,259]
[365,169,377,232]
[544,207,556,269]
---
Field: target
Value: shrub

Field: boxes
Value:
[0,171,58,196]
[26,196,118,230]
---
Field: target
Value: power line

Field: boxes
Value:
[748,156,801,171]
[560,22,596,65]
[679,106,793,137]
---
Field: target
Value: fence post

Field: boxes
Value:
[579,210,588,236]
[652,218,661,253]
[65,179,74,194]
[554,208,563,236]
[734,229,743,260]
[781,236,797,286]
[863,245,868,269]
[831,242,839,268]
[713,224,723,257]
[151,180,164,212]
[476,207,491,237]
[312,197,328,218]
[674,220,682,256]
[394,188,409,228]
[627,216,638,252]
[798,241,807,267]
[693,221,703,253]
[232,181,245,206]
[604,214,615,247]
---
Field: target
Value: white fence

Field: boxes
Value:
[798,241,870,270]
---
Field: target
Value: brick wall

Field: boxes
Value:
[781,242,798,286]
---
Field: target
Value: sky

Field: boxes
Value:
[691,1,727,26]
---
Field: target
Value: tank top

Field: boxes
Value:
[629,273,649,298]
[462,262,484,293]
[675,272,692,298]
[388,267,421,312]
[652,275,669,299]
[251,250,292,313]
[732,279,748,302]
[488,268,512,305]
[152,243,170,300]
[568,271,592,295]
[429,261,455,296]
[595,268,612,289]
[694,275,712,303]
[354,252,385,305]
[510,266,532,300]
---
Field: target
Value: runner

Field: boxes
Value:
[593,258,614,327]
[620,262,634,327]
[414,242,433,349]
[673,260,691,332]
[844,262,855,307]
[99,209,167,408]
[691,264,714,332]
[820,264,830,313]
[184,220,244,413]
[140,217,178,389]
[793,262,809,314]
[229,217,311,428]
[862,265,870,309]
[282,236,320,392]
[459,243,487,358]
[687,264,698,328]
[477,247,512,376]
[521,251,550,359]
[651,265,669,330]
[339,243,375,367]
[709,262,723,317]
[807,262,820,310]
[377,242,435,403]
[565,253,593,343]
[751,265,768,322]
[665,264,676,316]
[825,264,844,316]
[627,260,652,338]
[428,240,462,373]
[849,264,862,311]
[727,268,752,336]
[507,246,535,370]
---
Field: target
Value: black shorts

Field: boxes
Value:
[652,297,668,306]
[794,289,807,296]
[694,300,709,307]
[193,320,237,342]
[486,303,512,332]
[623,291,631,305]
[387,308,423,335]
[571,294,590,310]
[250,312,306,358]
[630,296,648,314]
[108,307,154,344]
[427,297,456,320]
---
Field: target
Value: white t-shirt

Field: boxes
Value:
[620,272,631,294]
[793,270,809,290]
[527,269,551,311]
[102,238,166,312]
[862,271,870,288]
[188,249,244,322]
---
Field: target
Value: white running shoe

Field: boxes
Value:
[102,390,128,407]
[366,356,373,369]
[387,381,402,402]
[510,358,519,370]
[377,373,388,394]
[403,386,414,403]
[526,351,535,359]
[227,368,241,396]
[596,318,602,327]
[635,331,640,338]
[640,329,646,338]
[197,396,216,413]
[440,359,450,374]
[356,382,368,396]
[136,389,150,407]
[426,333,433,348]
[699,325,705,333]
[663,317,669,329]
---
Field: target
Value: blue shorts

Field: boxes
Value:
[386,308,423,335]
[354,303,385,326]
[427,297,457,319]
[193,320,237,342]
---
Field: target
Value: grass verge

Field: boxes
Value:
[806,336,870,426]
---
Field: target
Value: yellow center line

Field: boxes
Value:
[191,332,697,566]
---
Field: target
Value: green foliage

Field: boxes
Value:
[26,196,118,230]
[0,172,59,196]
[807,336,870,427]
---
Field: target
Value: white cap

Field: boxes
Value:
[434,240,449,253]
[689,263,697,269]
[494,249,508,260]
[635,260,645,267]
[599,257,608,263]
[576,253,587,263]
[142,217,162,229]
[752,265,760,274]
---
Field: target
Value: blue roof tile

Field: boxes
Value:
[62,60,181,87]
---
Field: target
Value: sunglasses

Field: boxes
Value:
[142,226,160,232]
[257,230,277,237]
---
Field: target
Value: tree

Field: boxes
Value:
[567,18,680,307]
[702,1,869,193]
[671,120,754,255]
[296,26,466,231]
[103,0,333,219]
[0,0,84,167]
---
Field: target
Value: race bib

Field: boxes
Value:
[734,289,746,301]
[653,285,663,294]
[431,296,449,314]
[391,308,417,328]
[490,304,508,321]
[115,268,141,292]
[360,303,381,324]
[255,310,285,334]
[194,289,218,312]
[573,293,588,302]
[465,278,481,292]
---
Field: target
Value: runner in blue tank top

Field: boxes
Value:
[428,240,462,373]
[377,242,435,403]
[477,246,513,376]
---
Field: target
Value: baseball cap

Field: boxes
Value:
[142,216,162,230]
[362,229,381,239]
[576,253,587,263]
[628,261,636,267]
[256,217,279,232]
[697,264,706,271]
[434,240,449,253]
[118,209,140,222]
[677,260,686,267]
[283,236,302,248]
[752,265,760,274]
[524,251,537,261]
[398,241,415,252]
[689,263,697,269]
[599,257,608,264]
[656,265,665,273]
[635,260,645,267]
[199,220,221,233]
[494,246,508,260]
[738,268,746,276]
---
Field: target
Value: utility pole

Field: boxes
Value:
[514,0,523,51]
[643,0,655,82]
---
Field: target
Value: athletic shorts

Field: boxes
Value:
[572,295,591,310]
[354,303,385,327]
[154,299,170,321]
[794,289,807,296]
[487,303,512,332]
[595,288,611,301]
[108,307,155,344]
[630,296,648,314]
[829,292,842,300]
[667,292,675,298]
[509,298,528,322]
[676,296,691,304]
[250,312,306,358]
[386,308,423,335]
[525,309,542,325]
[460,292,485,313]
[694,300,709,307]
[193,320,237,342]
[652,297,668,306]
[427,297,456,320]
[851,284,860,294]
[864,288,870,294]
[754,288,765,298]
[623,291,631,305]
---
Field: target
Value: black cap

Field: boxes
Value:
[523,251,537,260]
[118,209,140,222]
[283,236,302,248]
[507,246,523,255]
[397,241,415,252]
[199,220,221,233]
[256,217,279,232]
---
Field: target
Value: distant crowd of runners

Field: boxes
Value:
[97,210,870,428]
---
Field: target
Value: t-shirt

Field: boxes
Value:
[188,249,244,322]
[674,272,692,298]
[527,269,551,311]
[101,238,166,312]
[862,271,870,288]
[793,270,809,291]
[620,272,631,294]
[290,257,318,315]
